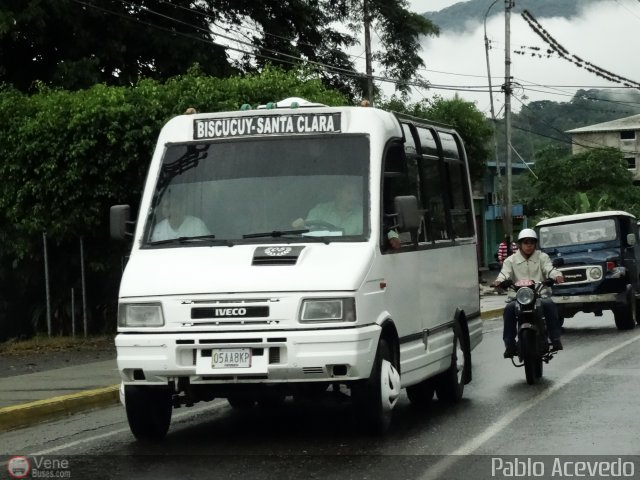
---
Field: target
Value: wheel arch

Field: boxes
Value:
[379,318,400,374]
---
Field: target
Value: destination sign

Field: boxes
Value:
[194,113,342,139]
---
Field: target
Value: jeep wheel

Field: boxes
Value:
[613,287,636,330]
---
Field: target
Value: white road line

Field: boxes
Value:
[419,331,640,480]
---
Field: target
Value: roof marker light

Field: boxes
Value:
[240,104,252,111]
[265,102,275,109]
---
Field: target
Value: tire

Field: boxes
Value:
[434,320,469,403]
[614,287,636,330]
[534,355,543,379]
[352,338,400,433]
[406,378,435,407]
[124,385,172,441]
[520,329,539,385]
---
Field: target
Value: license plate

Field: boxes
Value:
[211,348,251,368]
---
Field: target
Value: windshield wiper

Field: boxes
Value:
[242,230,334,245]
[242,229,309,239]
[148,234,223,246]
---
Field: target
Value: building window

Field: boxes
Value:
[620,131,636,140]
[625,157,636,170]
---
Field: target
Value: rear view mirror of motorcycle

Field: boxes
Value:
[552,257,565,268]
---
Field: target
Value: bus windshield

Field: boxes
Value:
[539,219,617,248]
[143,134,370,246]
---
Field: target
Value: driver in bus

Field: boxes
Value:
[491,228,565,358]
[292,181,363,235]
[151,191,210,241]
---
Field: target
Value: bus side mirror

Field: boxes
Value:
[110,205,135,240]
[626,233,636,247]
[394,195,421,232]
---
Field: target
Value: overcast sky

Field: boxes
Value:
[383,0,640,115]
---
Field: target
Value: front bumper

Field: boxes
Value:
[116,325,381,385]
[551,292,624,305]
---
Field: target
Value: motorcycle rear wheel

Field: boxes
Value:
[520,329,540,385]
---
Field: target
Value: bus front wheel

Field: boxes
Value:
[352,338,400,433]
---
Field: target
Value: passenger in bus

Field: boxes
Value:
[151,192,210,241]
[491,228,565,358]
[292,181,363,235]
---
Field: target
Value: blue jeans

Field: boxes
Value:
[503,298,562,347]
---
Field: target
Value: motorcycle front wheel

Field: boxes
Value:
[520,329,541,385]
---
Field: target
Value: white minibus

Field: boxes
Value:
[110,97,482,440]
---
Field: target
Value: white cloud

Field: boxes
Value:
[395,0,640,115]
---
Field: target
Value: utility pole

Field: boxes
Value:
[43,233,51,337]
[363,0,374,106]
[484,0,501,206]
[503,0,514,239]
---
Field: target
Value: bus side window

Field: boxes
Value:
[382,137,422,247]
[440,132,474,239]
[416,127,450,242]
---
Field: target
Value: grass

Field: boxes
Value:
[0,334,115,355]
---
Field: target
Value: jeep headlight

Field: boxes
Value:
[589,267,602,280]
[118,303,164,327]
[516,287,535,306]
[300,298,356,323]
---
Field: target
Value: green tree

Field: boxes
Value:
[527,147,640,221]
[0,0,437,99]
[0,68,346,339]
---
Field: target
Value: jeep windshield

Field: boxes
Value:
[539,219,617,249]
[143,135,370,247]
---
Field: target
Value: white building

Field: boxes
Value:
[567,114,640,181]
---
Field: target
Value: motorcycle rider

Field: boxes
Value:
[491,228,565,358]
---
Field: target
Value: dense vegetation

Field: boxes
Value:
[0,0,437,98]
[0,68,347,340]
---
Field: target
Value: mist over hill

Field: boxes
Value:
[424,0,602,33]
[420,0,640,161]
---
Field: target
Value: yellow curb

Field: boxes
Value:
[481,308,504,320]
[0,385,120,432]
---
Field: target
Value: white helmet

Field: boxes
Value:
[517,228,538,242]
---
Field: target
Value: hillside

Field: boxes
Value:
[424,0,602,33]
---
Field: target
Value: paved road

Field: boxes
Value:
[2,310,639,479]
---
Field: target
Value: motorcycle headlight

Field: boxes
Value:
[299,298,356,323]
[118,303,164,327]
[516,287,535,306]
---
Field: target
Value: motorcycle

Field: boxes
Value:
[498,278,558,385]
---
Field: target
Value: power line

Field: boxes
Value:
[72,0,447,93]
[521,9,640,89]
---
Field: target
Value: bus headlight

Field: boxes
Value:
[516,287,535,306]
[300,298,356,323]
[118,303,164,327]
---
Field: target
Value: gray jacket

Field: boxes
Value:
[495,249,562,297]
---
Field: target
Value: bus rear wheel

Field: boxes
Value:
[435,320,468,403]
